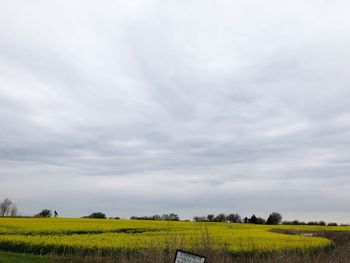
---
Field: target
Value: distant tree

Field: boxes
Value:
[36,209,52,218]
[226,213,241,223]
[84,212,106,219]
[153,215,161,221]
[130,215,162,221]
[282,220,331,226]
[249,215,258,224]
[169,213,180,221]
[161,214,169,221]
[10,205,18,217]
[307,221,316,225]
[193,216,205,222]
[214,213,227,222]
[318,221,326,226]
[161,213,180,221]
[0,198,14,217]
[266,212,282,225]
[243,217,249,223]
[292,220,299,225]
[256,217,266,224]
[328,222,338,226]
[207,214,215,222]
[282,220,307,225]
[307,221,326,226]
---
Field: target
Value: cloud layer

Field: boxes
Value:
[1,0,350,222]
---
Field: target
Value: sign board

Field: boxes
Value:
[174,250,206,263]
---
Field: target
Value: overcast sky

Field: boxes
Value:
[1,0,350,222]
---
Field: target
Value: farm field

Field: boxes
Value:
[0,218,348,262]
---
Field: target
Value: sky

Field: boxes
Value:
[1,0,350,223]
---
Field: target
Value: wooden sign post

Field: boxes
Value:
[174,249,206,263]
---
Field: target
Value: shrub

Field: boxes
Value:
[83,212,106,219]
[256,217,266,224]
[328,222,338,226]
[35,209,52,218]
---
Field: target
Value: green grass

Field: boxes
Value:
[0,252,71,263]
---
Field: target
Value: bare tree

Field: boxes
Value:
[227,213,241,223]
[10,204,18,217]
[0,198,13,216]
[0,198,19,217]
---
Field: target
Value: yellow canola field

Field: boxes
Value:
[0,218,343,256]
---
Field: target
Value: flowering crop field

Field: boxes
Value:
[0,218,346,257]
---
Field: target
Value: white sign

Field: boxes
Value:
[174,250,206,263]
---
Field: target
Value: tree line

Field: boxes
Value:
[281,220,341,226]
[193,213,346,226]
[193,212,283,225]
[130,213,180,221]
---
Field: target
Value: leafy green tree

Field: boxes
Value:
[249,214,258,224]
[266,212,282,225]
[169,213,179,221]
[84,212,106,219]
[36,209,52,218]
[193,216,207,222]
[256,217,266,224]
[207,214,215,222]
[161,213,180,221]
[153,215,161,220]
[318,221,326,226]
[161,214,170,220]
[215,213,227,222]
[328,222,338,226]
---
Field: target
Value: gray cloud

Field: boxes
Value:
[1,0,350,222]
